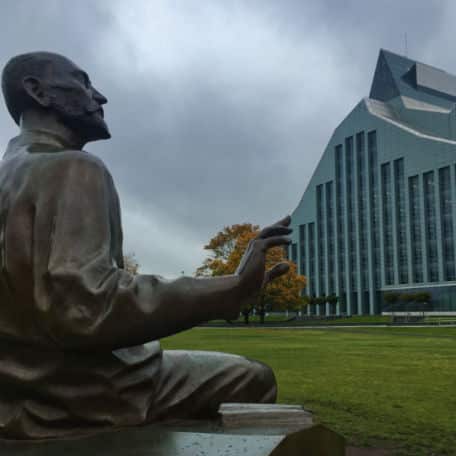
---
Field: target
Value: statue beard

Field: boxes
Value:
[50,98,111,143]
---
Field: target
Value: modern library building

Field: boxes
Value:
[289,49,456,315]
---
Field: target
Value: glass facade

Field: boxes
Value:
[381,286,456,312]
[316,184,325,296]
[356,132,368,294]
[326,181,335,296]
[291,124,456,315]
[423,171,439,282]
[409,175,424,283]
[345,137,357,299]
[394,158,408,284]
[308,223,316,297]
[381,162,394,285]
[299,224,306,277]
[335,144,346,298]
[291,243,297,264]
[439,167,455,281]
[368,131,381,290]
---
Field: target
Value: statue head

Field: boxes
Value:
[1,51,110,144]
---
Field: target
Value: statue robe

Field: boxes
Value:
[0,131,276,439]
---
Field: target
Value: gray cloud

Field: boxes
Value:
[0,0,453,276]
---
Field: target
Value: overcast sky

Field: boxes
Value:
[0,0,454,277]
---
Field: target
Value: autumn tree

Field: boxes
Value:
[123,252,140,275]
[196,223,307,324]
[262,256,306,322]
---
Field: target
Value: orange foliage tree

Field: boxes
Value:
[196,223,307,323]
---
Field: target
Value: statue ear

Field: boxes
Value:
[22,76,51,108]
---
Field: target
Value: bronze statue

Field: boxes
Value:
[0,52,291,439]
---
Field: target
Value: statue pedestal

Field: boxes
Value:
[0,404,345,455]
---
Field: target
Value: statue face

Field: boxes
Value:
[39,56,110,142]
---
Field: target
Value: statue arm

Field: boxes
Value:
[35,154,242,350]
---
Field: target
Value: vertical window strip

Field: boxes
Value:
[409,175,423,283]
[423,171,439,282]
[356,131,368,291]
[326,181,335,295]
[299,224,306,277]
[335,144,345,292]
[316,185,325,296]
[439,167,455,281]
[308,223,315,297]
[394,158,408,284]
[368,131,381,290]
[345,136,356,292]
[381,162,394,285]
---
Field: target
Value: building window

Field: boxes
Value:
[368,130,381,289]
[409,175,423,283]
[335,144,345,292]
[394,158,408,284]
[381,162,394,285]
[345,136,357,291]
[326,181,335,294]
[356,131,369,291]
[308,223,316,296]
[439,167,455,281]
[299,224,306,277]
[316,185,326,295]
[423,171,439,282]
[291,243,297,264]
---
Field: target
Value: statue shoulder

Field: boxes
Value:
[51,150,111,179]
[54,149,107,168]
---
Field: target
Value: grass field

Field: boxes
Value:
[161,327,456,455]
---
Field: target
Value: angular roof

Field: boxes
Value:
[369,49,456,109]
[364,98,456,145]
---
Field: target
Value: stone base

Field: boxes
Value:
[0,404,345,455]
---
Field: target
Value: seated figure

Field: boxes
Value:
[0,52,291,439]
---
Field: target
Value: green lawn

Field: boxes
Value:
[161,327,456,455]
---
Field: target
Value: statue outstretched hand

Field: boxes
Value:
[235,215,292,305]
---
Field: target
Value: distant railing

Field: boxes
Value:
[300,314,347,321]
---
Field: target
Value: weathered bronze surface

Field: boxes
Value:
[0,52,292,439]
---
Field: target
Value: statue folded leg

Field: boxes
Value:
[146,350,277,421]
[0,343,275,439]
[108,348,277,424]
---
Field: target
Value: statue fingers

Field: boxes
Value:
[273,215,291,227]
[263,262,289,286]
[262,235,291,250]
[257,225,292,239]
